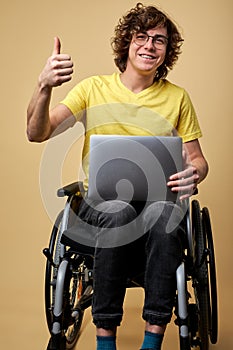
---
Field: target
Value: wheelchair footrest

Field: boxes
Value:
[47,334,66,350]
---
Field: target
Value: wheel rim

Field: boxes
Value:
[63,260,89,349]
[45,211,63,332]
[45,210,64,332]
[64,277,82,348]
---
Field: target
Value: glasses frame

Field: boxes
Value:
[133,32,168,49]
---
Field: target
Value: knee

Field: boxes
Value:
[94,201,138,248]
[142,201,184,235]
[95,200,137,227]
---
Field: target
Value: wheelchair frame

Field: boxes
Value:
[43,181,218,350]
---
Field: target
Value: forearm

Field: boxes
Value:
[27,83,53,142]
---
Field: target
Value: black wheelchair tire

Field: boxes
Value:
[202,207,218,344]
[192,200,210,350]
[45,210,64,332]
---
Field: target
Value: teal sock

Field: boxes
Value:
[141,331,164,350]
[96,336,116,350]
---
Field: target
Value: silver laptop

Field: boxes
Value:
[87,135,183,202]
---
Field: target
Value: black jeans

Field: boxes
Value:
[77,198,186,329]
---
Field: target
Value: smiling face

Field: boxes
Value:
[126,26,168,79]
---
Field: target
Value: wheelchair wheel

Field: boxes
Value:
[45,210,64,332]
[192,200,210,350]
[62,258,85,348]
[202,207,218,344]
[46,255,91,350]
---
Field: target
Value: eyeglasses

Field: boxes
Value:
[134,33,168,49]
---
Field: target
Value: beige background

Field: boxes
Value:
[1,0,232,349]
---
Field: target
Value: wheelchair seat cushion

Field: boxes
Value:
[61,218,95,256]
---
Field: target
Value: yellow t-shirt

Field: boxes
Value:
[61,73,202,186]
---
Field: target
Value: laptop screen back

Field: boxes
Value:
[87,135,183,202]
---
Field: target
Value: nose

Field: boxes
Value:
[143,37,155,50]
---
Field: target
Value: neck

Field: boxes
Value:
[120,69,155,93]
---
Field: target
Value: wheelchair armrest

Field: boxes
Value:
[57,181,85,197]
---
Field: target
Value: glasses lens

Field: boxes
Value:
[155,36,168,46]
[134,34,148,46]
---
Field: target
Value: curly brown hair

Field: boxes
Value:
[111,3,183,81]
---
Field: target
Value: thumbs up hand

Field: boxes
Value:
[39,37,74,89]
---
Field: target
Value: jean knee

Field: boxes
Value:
[142,201,184,234]
[95,200,137,226]
[94,200,138,248]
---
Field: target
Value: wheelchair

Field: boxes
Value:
[43,181,218,350]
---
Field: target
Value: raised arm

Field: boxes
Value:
[27,37,74,142]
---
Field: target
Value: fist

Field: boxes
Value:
[39,37,74,88]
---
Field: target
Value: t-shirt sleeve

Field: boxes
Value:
[177,89,202,143]
[60,78,90,121]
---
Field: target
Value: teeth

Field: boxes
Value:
[140,54,155,59]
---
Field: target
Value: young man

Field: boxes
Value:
[27,3,208,350]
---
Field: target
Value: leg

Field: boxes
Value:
[78,199,138,347]
[140,201,185,349]
[92,200,138,329]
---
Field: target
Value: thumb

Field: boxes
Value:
[52,36,61,55]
